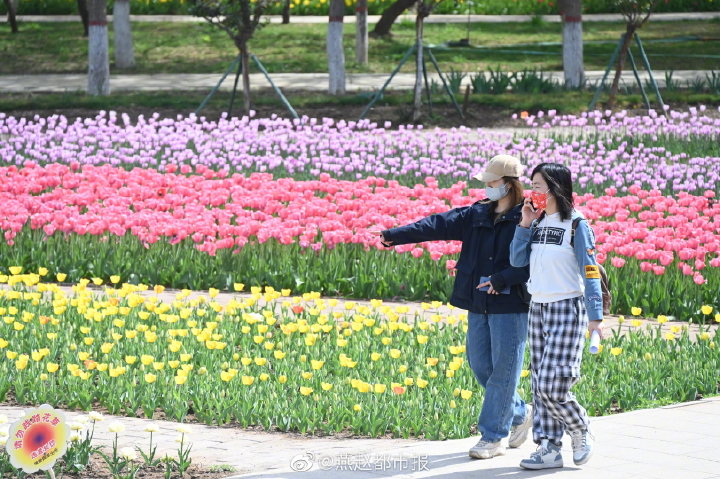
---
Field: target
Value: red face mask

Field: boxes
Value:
[530,190,548,210]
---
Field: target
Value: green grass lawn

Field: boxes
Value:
[1,20,719,75]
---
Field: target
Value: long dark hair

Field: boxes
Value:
[503,176,525,207]
[531,163,574,221]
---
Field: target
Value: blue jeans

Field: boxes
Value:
[466,311,529,442]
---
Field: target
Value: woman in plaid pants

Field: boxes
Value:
[510,163,604,470]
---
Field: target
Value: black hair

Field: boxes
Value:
[530,163,574,221]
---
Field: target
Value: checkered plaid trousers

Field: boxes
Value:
[529,296,590,444]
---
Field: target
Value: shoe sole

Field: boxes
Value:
[469,448,506,460]
[519,460,563,470]
[508,407,533,449]
[508,422,532,448]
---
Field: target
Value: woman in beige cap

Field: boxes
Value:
[380,154,532,459]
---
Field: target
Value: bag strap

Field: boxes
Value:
[569,217,583,247]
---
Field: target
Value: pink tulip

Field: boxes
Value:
[611,257,626,268]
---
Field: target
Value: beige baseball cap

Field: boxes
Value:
[473,154,524,182]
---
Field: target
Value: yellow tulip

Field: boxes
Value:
[175,375,187,385]
[241,375,254,386]
[56,273,67,282]
[631,307,642,316]
[460,389,473,400]
[610,347,623,356]
[701,305,713,315]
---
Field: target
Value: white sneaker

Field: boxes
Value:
[569,428,595,465]
[508,404,533,448]
[469,438,505,459]
[519,439,563,470]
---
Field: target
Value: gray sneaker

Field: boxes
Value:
[569,428,595,465]
[519,439,563,470]
[469,438,505,459]
[508,404,533,448]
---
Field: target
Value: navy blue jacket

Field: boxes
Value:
[382,201,530,314]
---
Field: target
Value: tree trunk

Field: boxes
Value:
[4,0,18,34]
[411,12,424,123]
[355,0,368,65]
[281,0,290,24]
[113,0,135,69]
[87,0,110,95]
[327,0,346,95]
[78,0,90,36]
[241,48,251,114]
[607,24,636,109]
[371,0,416,38]
[559,0,583,88]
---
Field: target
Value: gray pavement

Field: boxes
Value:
[4,12,720,24]
[1,396,718,478]
[0,70,713,93]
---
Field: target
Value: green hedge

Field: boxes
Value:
[2,0,718,17]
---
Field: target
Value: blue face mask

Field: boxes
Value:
[485,183,509,202]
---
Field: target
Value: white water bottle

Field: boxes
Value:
[589,330,601,355]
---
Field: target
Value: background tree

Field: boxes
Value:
[356,0,368,65]
[607,0,659,108]
[371,0,417,38]
[78,0,90,36]
[4,0,18,33]
[87,0,110,95]
[281,0,290,23]
[411,0,440,122]
[559,0,583,88]
[192,0,272,114]
[113,0,135,68]
[327,0,345,95]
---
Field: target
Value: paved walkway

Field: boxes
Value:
[4,12,720,24]
[1,396,718,478]
[0,70,713,93]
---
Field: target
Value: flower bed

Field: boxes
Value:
[0,276,717,438]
